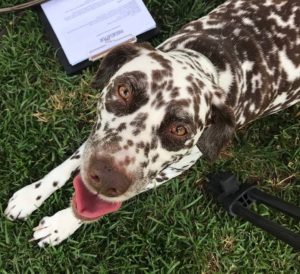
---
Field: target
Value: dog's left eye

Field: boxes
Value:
[117,84,132,103]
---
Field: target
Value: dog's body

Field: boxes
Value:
[5,0,300,246]
[159,0,300,125]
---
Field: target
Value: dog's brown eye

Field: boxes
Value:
[170,125,187,136]
[117,85,132,102]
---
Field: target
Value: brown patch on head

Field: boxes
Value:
[123,145,129,150]
[151,154,159,163]
[158,103,196,152]
[150,136,158,149]
[130,113,148,130]
[105,71,149,116]
[166,80,174,91]
[171,87,180,98]
[117,123,127,131]
[141,161,149,168]
[144,143,150,157]
[91,42,154,90]
[101,132,123,153]
[127,140,134,146]
[132,129,141,136]
[136,141,145,149]
[152,70,167,82]
[148,52,173,71]
[119,156,136,167]
[151,80,168,95]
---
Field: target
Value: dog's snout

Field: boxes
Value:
[88,156,131,197]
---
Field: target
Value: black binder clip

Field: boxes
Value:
[204,172,300,251]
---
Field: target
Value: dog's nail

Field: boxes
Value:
[33,225,46,231]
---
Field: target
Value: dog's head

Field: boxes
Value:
[80,43,235,202]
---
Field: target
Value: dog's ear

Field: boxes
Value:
[90,42,154,90]
[197,93,236,162]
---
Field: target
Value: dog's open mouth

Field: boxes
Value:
[72,175,122,221]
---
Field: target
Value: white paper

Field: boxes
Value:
[41,0,156,65]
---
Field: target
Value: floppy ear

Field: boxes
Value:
[90,42,154,90]
[197,98,236,162]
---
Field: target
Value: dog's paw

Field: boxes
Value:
[31,208,82,247]
[5,182,47,220]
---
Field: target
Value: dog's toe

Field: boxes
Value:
[5,182,47,220]
[31,207,82,247]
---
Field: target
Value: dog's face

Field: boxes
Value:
[80,43,235,202]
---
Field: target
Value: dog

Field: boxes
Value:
[5,0,300,246]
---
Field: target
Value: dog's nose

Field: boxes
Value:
[88,156,131,197]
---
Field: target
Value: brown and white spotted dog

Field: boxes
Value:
[5,0,300,246]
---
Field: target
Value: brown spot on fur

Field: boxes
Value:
[127,140,133,146]
[141,161,149,168]
[144,143,150,157]
[148,52,173,72]
[151,154,159,163]
[118,123,126,131]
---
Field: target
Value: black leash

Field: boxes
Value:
[205,172,300,251]
[0,1,49,40]
[0,0,47,14]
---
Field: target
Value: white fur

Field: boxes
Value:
[279,48,300,82]
[5,143,85,220]
[32,208,82,247]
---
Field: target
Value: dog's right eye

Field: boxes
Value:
[117,84,132,104]
[170,124,188,136]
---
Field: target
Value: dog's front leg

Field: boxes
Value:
[5,142,86,220]
[31,146,202,247]
[31,207,83,247]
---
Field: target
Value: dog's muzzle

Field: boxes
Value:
[86,155,132,198]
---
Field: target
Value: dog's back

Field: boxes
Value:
[159,0,300,126]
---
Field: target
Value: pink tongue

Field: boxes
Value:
[72,175,122,220]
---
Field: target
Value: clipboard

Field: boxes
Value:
[38,7,160,75]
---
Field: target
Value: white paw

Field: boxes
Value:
[31,208,82,247]
[5,182,48,220]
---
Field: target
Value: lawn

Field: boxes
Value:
[0,0,299,273]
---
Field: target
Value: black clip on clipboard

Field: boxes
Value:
[204,172,300,251]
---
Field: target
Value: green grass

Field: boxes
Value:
[0,0,300,273]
